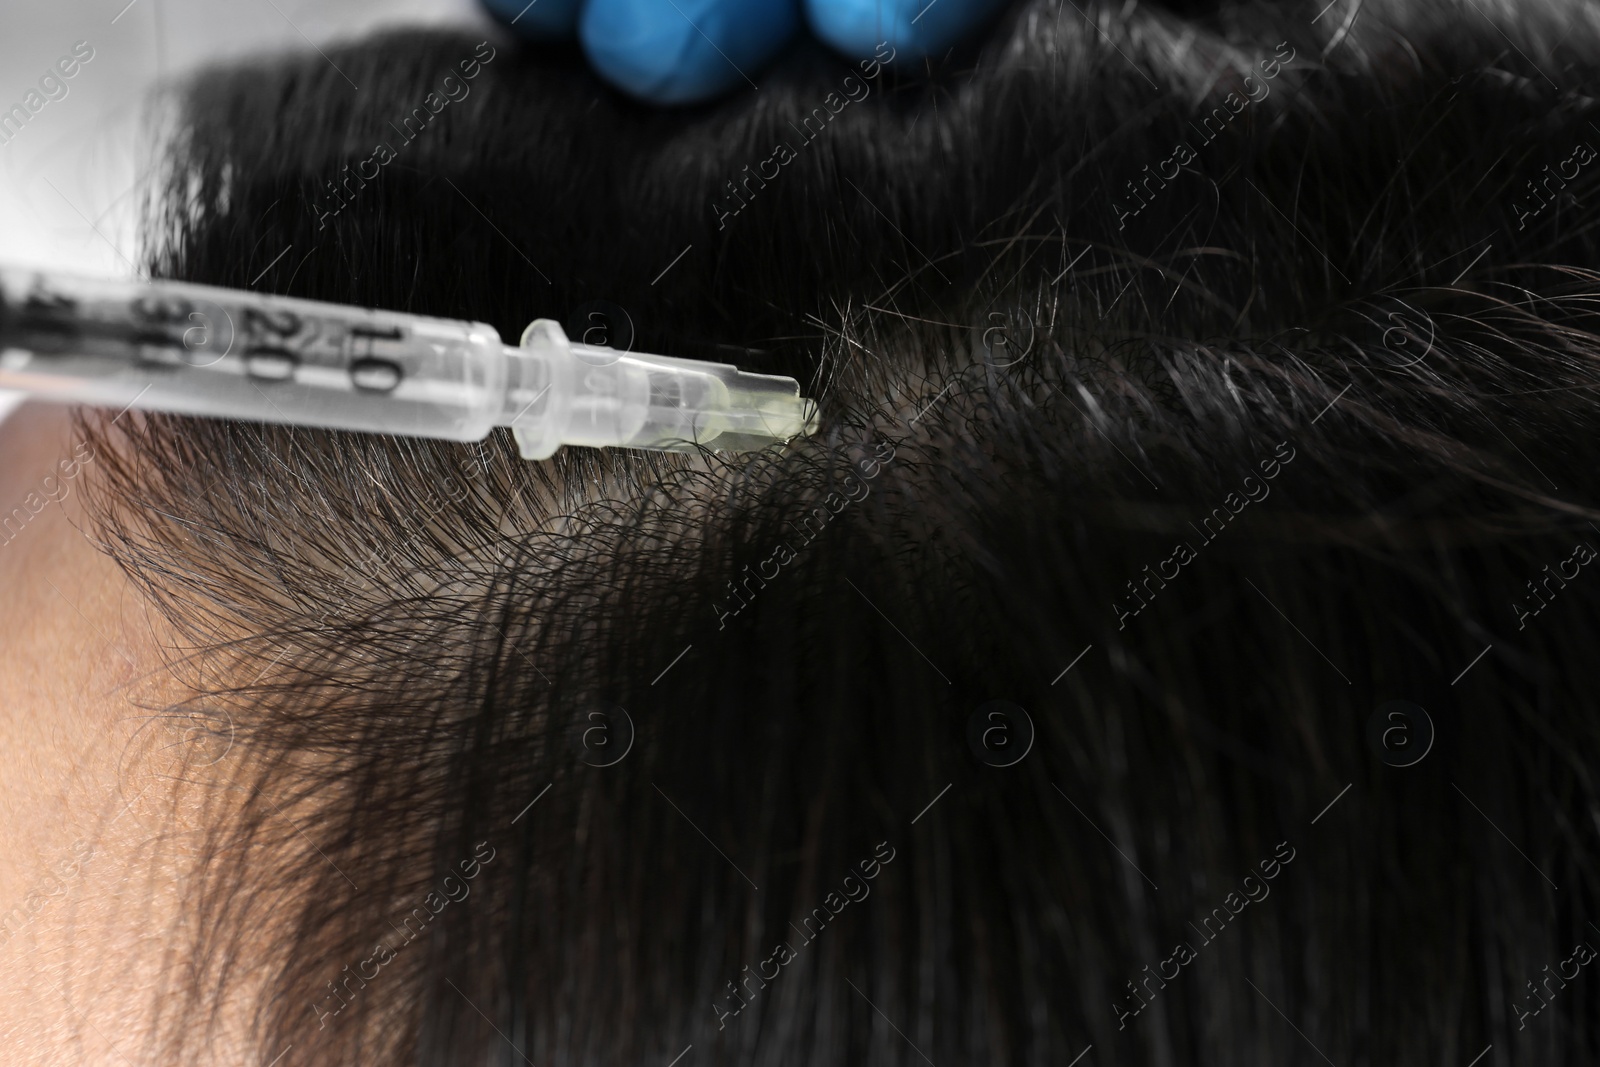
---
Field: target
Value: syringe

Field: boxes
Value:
[0,266,818,459]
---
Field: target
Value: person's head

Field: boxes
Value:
[8,0,1600,1062]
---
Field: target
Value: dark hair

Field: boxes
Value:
[82,0,1600,1062]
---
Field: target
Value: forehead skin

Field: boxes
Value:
[0,402,264,1063]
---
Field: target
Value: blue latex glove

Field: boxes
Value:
[479,0,1001,105]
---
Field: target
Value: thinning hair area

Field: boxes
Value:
[66,0,1600,1062]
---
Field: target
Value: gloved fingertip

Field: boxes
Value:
[580,0,801,106]
[479,0,584,41]
[804,0,1001,63]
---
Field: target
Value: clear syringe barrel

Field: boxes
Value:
[0,267,508,442]
[0,267,817,458]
